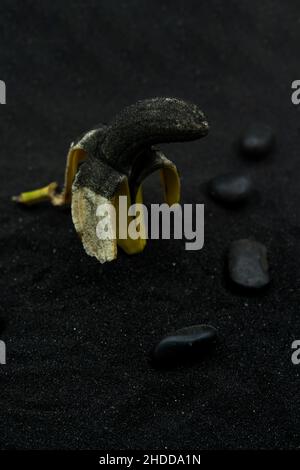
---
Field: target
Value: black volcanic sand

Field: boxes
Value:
[0,0,299,450]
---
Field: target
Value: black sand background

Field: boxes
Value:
[0,0,299,449]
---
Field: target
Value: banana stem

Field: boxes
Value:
[12,182,58,205]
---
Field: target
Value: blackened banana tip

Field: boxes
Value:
[199,119,209,136]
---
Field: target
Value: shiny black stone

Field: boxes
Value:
[228,239,270,289]
[209,172,252,205]
[151,324,217,366]
[240,124,275,157]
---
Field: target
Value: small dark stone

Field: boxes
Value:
[151,324,217,366]
[208,172,252,205]
[228,239,270,289]
[240,124,275,157]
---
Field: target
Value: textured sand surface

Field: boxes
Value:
[0,0,299,449]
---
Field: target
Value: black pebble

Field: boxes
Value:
[151,324,217,366]
[228,239,270,289]
[240,124,275,158]
[208,172,252,205]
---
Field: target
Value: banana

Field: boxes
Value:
[13,97,209,263]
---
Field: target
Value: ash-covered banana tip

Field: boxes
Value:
[198,119,209,136]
